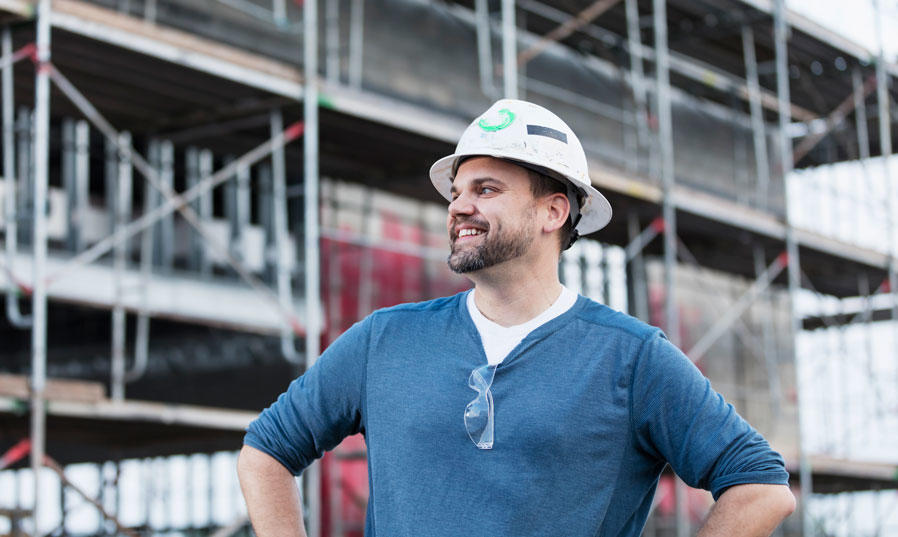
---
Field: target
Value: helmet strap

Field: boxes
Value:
[565,212,582,251]
[564,181,582,227]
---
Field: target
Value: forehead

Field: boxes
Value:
[452,156,531,189]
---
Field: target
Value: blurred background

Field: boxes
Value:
[0,0,897,535]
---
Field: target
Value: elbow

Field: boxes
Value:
[762,484,796,521]
[717,483,796,523]
[779,486,797,518]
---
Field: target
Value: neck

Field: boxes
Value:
[467,253,563,327]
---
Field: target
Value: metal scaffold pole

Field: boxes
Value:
[271,109,301,363]
[652,0,676,346]
[31,0,52,533]
[741,25,770,209]
[126,138,163,385]
[111,132,132,401]
[475,0,496,98]
[742,22,783,433]
[853,67,871,161]
[626,213,650,322]
[624,0,648,173]
[501,0,517,99]
[303,0,321,533]
[652,6,675,338]
[773,1,811,536]
[2,27,32,328]
[348,0,364,89]
[872,0,897,371]
[652,1,686,535]
[325,0,339,84]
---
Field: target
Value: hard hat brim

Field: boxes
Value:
[429,152,612,235]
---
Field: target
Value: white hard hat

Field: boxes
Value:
[429,99,612,235]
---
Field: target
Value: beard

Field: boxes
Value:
[447,214,534,274]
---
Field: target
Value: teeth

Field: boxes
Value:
[458,228,484,237]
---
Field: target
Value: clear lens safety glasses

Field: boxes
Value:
[465,364,497,450]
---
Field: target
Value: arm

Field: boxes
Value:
[237,318,370,536]
[237,444,308,537]
[697,483,796,537]
[631,332,791,500]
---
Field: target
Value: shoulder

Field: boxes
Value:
[357,292,468,351]
[365,291,467,327]
[325,293,465,348]
[572,296,663,347]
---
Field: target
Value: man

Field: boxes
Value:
[238,99,795,536]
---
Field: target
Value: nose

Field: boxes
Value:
[448,191,475,217]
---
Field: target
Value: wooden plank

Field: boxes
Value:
[3,251,291,335]
[0,374,105,402]
[810,455,898,482]
[47,398,256,430]
[53,0,300,82]
[49,0,302,97]
[0,0,32,19]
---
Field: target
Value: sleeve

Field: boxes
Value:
[243,315,371,475]
[630,330,789,500]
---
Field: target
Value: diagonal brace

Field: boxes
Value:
[686,251,788,362]
[0,42,35,70]
[517,0,622,66]
[44,64,305,333]
[676,237,772,366]
[792,74,877,165]
[45,123,305,335]
[42,117,303,289]
[43,456,142,537]
[2,441,141,537]
[47,64,235,273]
[625,216,664,262]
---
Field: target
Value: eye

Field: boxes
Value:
[480,186,497,195]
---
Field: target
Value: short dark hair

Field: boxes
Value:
[526,168,578,251]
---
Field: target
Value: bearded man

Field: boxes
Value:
[238,99,795,536]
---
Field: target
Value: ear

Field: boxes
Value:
[541,192,570,235]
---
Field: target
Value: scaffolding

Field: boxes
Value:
[1,0,897,535]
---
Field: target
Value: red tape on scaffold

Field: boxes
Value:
[775,251,789,268]
[0,439,31,471]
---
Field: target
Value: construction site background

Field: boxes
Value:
[0,0,897,535]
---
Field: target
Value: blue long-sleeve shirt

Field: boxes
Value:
[244,292,789,536]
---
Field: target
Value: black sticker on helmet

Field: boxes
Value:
[526,125,568,143]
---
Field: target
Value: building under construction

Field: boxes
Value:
[0,0,897,534]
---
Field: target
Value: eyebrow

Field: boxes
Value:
[449,176,506,196]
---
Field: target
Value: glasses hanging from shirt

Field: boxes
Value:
[465,363,498,449]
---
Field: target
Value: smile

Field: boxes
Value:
[458,228,485,238]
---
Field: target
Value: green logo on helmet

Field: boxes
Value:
[478,109,515,132]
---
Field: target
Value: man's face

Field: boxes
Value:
[446,157,538,274]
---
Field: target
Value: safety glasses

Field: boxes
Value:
[465,364,498,449]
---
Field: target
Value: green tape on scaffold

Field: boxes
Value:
[317,94,335,110]
[11,399,28,416]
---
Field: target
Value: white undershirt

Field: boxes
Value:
[467,286,578,365]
